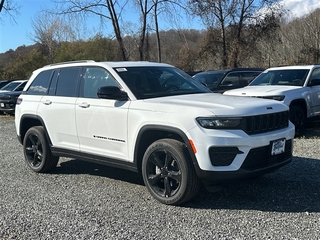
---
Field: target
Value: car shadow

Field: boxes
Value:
[184,156,320,212]
[302,121,320,139]
[50,155,320,212]
[51,159,145,186]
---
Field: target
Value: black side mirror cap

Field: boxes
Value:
[97,86,128,100]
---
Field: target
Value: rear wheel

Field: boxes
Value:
[142,138,201,205]
[23,126,59,173]
[290,105,305,137]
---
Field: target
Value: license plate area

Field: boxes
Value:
[271,138,286,156]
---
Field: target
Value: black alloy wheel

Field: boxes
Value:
[142,138,201,205]
[23,126,59,173]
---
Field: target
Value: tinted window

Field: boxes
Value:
[27,70,53,95]
[250,69,309,86]
[55,67,81,97]
[16,82,27,91]
[115,66,210,99]
[310,68,320,80]
[193,73,224,89]
[1,81,21,91]
[81,67,119,98]
[221,72,240,86]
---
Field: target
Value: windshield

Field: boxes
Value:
[192,72,225,89]
[249,69,309,86]
[115,66,211,99]
[0,81,21,91]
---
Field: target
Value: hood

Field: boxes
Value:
[223,85,302,97]
[0,91,22,99]
[142,93,288,116]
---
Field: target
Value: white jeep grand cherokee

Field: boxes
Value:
[224,65,320,136]
[15,60,295,205]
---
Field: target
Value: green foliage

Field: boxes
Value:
[0,48,46,80]
[54,35,119,63]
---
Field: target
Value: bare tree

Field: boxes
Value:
[0,0,19,22]
[52,0,129,60]
[31,13,79,63]
[190,0,283,68]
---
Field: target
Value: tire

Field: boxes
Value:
[289,105,306,137]
[142,138,201,205]
[23,126,59,173]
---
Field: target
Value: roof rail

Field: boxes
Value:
[44,60,96,67]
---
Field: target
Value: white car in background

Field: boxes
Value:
[224,65,320,136]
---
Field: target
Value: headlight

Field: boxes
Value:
[196,117,242,129]
[260,95,285,101]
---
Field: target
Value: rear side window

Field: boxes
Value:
[55,67,81,97]
[27,70,53,95]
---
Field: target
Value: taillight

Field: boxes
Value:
[16,98,23,105]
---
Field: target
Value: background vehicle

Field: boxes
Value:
[15,61,294,205]
[192,68,264,93]
[0,80,27,93]
[224,65,320,136]
[0,80,27,114]
[0,80,13,89]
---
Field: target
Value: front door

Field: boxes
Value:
[75,67,130,161]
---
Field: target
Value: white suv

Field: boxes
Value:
[224,65,320,136]
[15,60,295,205]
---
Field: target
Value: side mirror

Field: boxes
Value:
[97,86,128,100]
[309,78,320,86]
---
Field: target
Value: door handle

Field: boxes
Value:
[78,102,90,108]
[42,100,52,105]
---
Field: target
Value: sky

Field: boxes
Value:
[0,0,319,54]
[0,0,203,54]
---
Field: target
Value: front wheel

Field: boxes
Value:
[290,105,305,137]
[23,126,59,173]
[142,139,201,205]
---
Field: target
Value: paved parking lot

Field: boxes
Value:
[0,115,320,239]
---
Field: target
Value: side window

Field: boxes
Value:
[81,67,119,98]
[240,72,260,85]
[27,70,53,95]
[56,67,81,97]
[16,82,27,91]
[311,68,320,80]
[221,73,240,86]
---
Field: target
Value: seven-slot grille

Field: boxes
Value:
[241,111,289,135]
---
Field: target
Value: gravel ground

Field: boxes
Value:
[0,115,320,239]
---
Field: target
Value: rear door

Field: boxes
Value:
[37,67,81,151]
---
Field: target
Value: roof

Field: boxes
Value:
[194,68,264,76]
[266,65,320,71]
[42,60,173,70]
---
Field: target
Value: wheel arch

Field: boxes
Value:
[289,99,307,117]
[134,125,199,174]
[19,114,52,146]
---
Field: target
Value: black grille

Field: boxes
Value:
[242,111,289,135]
[241,139,292,171]
[209,147,243,166]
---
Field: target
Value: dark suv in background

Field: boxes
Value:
[192,68,264,93]
[0,80,28,114]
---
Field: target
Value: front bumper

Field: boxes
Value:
[187,122,295,186]
[195,139,292,186]
[0,100,16,114]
